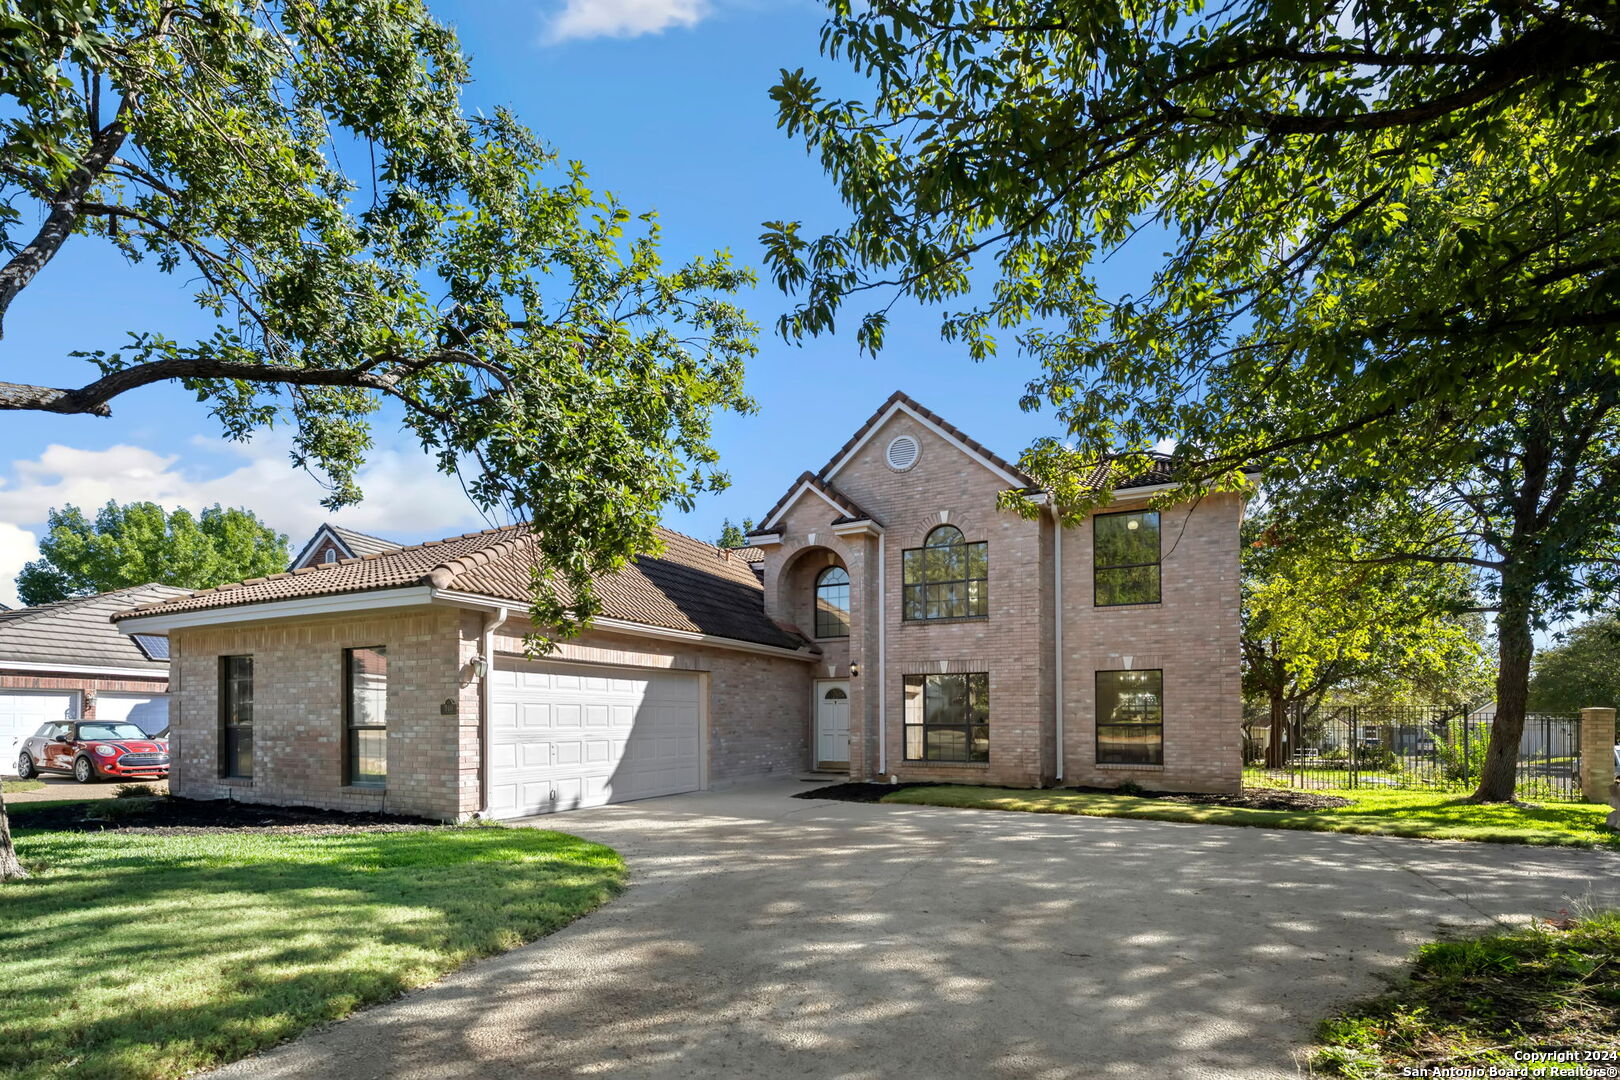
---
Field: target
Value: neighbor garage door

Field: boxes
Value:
[97,692,170,736]
[488,659,702,819]
[0,690,79,772]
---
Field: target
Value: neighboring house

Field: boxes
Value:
[289,523,402,570]
[113,392,1247,821]
[1,584,188,766]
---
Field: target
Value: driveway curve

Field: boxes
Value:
[209,780,1620,1080]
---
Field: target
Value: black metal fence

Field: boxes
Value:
[1247,703,1584,802]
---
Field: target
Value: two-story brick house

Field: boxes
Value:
[114,392,1245,821]
[746,391,1245,794]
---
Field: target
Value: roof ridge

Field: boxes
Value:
[429,529,535,589]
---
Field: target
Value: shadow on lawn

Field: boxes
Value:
[0,827,624,1080]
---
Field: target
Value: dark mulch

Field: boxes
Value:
[8,795,439,835]
[797,780,1351,811]
[794,781,943,802]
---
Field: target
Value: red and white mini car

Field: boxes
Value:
[15,720,170,783]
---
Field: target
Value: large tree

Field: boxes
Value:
[1529,616,1620,714]
[0,0,757,882]
[0,0,756,632]
[16,501,289,604]
[766,0,1620,800]
[1241,509,1488,767]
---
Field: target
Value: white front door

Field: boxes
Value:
[488,658,703,819]
[816,681,851,768]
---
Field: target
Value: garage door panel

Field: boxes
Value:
[1,691,82,771]
[489,659,701,819]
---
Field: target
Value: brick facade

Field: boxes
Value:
[0,672,169,719]
[169,608,814,821]
[752,400,1245,794]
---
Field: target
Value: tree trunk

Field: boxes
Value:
[0,785,27,882]
[1265,686,1288,768]
[1472,579,1535,803]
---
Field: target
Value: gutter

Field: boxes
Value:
[877,538,887,777]
[479,605,508,818]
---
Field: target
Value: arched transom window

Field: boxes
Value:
[902,525,988,620]
[814,565,850,638]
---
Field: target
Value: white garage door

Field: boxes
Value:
[97,693,170,736]
[488,659,702,819]
[1,691,79,772]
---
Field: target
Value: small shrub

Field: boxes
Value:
[1436,726,1489,783]
[1113,780,1145,795]
[114,784,160,799]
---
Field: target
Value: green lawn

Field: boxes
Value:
[1314,911,1620,1076]
[880,785,1620,848]
[1,778,45,793]
[0,824,625,1080]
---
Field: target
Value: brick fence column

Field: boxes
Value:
[1579,707,1617,805]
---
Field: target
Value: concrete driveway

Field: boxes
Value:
[212,780,1620,1080]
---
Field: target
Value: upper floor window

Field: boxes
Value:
[902,525,988,620]
[323,548,338,564]
[814,566,850,638]
[1094,510,1161,606]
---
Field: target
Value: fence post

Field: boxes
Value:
[1348,705,1358,790]
[1579,707,1617,805]
[1462,710,1471,789]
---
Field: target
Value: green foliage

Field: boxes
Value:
[771,1,1620,797]
[716,517,755,548]
[16,501,288,605]
[1436,727,1490,785]
[1314,911,1620,1075]
[1529,616,1620,713]
[0,0,757,635]
[1241,506,1489,713]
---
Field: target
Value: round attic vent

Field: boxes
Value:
[886,434,920,472]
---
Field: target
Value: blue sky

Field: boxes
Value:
[0,0,1136,606]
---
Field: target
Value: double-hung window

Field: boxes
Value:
[1096,669,1163,765]
[902,525,988,620]
[345,646,388,786]
[220,655,254,779]
[903,673,989,762]
[1094,510,1162,606]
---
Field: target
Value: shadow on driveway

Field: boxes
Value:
[208,779,1620,1080]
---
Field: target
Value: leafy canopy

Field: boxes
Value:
[766,0,1619,517]
[0,0,758,632]
[17,501,289,605]
[1528,617,1620,713]
[1241,507,1489,716]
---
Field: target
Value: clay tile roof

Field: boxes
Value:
[116,525,808,654]
[818,391,1040,489]
[1076,452,1178,493]
[749,471,878,535]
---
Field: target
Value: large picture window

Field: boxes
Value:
[1094,510,1161,606]
[1096,669,1163,765]
[220,655,253,779]
[902,525,988,620]
[814,566,850,638]
[904,672,989,762]
[345,646,388,786]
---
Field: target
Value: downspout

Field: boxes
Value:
[877,538,887,777]
[478,605,509,817]
[1054,508,1064,782]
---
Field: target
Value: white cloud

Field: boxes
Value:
[0,437,492,601]
[0,524,39,609]
[543,0,710,42]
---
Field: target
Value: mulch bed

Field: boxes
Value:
[8,796,439,835]
[797,780,1351,811]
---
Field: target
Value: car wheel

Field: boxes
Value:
[73,756,97,784]
[15,752,36,780]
